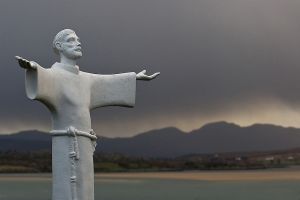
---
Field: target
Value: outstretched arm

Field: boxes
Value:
[136,69,160,81]
[15,56,54,105]
[15,56,41,70]
[90,73,136,109]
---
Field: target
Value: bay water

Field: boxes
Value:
[0,174,300,200]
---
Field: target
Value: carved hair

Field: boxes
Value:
[53,29,75,54]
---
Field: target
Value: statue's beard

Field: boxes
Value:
[63,50,82,60]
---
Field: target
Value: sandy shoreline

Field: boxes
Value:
[96,170,300,181]
[1,168,300,181]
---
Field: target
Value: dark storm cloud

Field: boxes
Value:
[1,0,300,136]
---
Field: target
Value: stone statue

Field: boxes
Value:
[15,29,160,200]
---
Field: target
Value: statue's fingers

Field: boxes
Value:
[15,56,22,60]
[149,72,160,79]
[20,58,30,69]
[23,58,30,63]
[17,58,26,68]
[141,69,146,74]
[18,59,25,68]
[21,58,27,64]
[15,56,30,69]
[19,56,26,61]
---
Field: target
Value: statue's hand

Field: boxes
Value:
[15,56,39,70]
[136,69,160,81]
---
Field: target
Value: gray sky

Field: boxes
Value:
[1,0,300,137]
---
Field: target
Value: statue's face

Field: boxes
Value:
[59,32,82,60]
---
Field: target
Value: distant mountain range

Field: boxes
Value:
[1,121,300,158]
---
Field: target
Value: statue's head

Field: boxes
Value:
[53,29,82,60]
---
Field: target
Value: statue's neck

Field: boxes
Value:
[60,55,77,67]
[52,62,80,74]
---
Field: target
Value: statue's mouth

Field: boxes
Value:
[75,48,82,52]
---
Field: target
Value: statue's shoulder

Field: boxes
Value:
[49,62,62,72]
[34,64,53,75]
[78,70,95,78]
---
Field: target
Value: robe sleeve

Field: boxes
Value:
[25,65,55,107]
[90,72,136,109]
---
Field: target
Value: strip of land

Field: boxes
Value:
[96,170,300,181]
[2,168,300,181]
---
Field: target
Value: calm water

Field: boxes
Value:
[0,175,300,200]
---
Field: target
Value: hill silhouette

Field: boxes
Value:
[1,122,300,157]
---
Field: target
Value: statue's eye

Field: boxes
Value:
[67,38,75,42]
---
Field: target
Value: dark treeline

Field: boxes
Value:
[0,151,52,173]
[1,149,300,173]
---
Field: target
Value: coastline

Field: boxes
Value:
[1,167,300,181]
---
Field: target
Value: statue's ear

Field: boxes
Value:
[55,42,62,51]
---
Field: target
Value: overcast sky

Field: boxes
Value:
[1,0,300,137]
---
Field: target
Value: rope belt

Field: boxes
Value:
[51,127,97,140]
[50,126,98,200]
